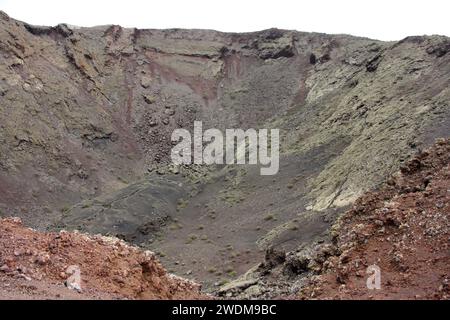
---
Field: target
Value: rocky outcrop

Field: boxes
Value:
[299,139,450,299]
[220,139,450,299]
[0,217,204,299]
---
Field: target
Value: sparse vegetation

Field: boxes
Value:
[186,233,198,244]
[207,267,217,273]
[169,223,183,230]
[228,270,237,277]
[264,213,276,221]
[81,202,92,209]
[156,251,166,257]
[177,198,189,211]
[117,176,129,184]
[217,279,229,286]
[208,212,216,219]
[219,188,246,206]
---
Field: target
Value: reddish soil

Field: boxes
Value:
[301,139,450,300]
[0,218,205,300]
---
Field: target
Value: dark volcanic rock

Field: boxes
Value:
[0,12,448,294]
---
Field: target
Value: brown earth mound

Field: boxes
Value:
[0,218,204,299]
[300,139,450,299]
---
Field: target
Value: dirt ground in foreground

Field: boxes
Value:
[0,218,205,300]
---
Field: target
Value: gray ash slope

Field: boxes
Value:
[0,10,449,292]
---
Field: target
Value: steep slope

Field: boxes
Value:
[220,139,449,299]
[0,10,449,292]
[300,139,450,299]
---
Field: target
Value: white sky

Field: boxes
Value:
[0,0,448,41]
